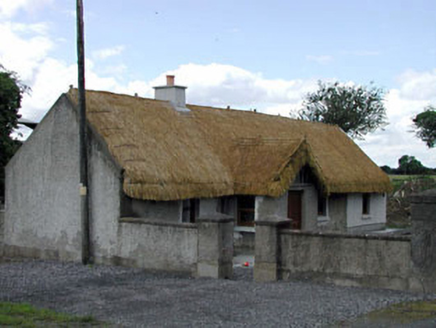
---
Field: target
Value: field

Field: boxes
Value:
[389,174,436,193]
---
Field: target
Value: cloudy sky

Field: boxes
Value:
[1,0,435,167]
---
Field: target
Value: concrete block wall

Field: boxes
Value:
[0,210,4,255]
[115,218,198,273]
[410,189,436,293]
[278,230,412,291]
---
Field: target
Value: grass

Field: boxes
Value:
[337,300,436,326]
[389,174,436,193]
[368,300,436,323]
[0,302,105,327]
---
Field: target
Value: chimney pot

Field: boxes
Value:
[153,75,189,112]
[166,75,175,86]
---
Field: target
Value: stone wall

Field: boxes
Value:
[254,189,436,293]
[0,210,4,255]
[279,230,412,291]
[410,189,436,293]
[114,218,198,273]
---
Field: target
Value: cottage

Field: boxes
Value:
[3,76,391,269]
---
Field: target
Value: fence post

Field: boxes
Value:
[410,189,436,293]
[254,215,291,282]
[197,214,234,279]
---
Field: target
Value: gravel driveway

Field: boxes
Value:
[0,259,429,327]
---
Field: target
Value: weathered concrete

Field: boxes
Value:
[254,216,291,282]
[197,214,234,279]
[279,230,413,291]
[255,194,287,221]
[199,198,220,217]
[0,210,4,256]
[4,95,82,262]
[117,218,198,273]
[411,189,436,293]
[87,131,123,262]
[325,193,347,231]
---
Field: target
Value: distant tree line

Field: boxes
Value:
[380,155,436,175]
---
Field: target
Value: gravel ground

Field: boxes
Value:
[0,259,430,327]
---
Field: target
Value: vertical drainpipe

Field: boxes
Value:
[76,0,91,264]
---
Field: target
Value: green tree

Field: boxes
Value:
[412,105,436,148]
[0,65,29,203]
[397,155,427,175]
[299,81,388,139]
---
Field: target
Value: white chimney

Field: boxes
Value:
[153,75,189,112]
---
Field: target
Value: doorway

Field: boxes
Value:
[288,191,303,229]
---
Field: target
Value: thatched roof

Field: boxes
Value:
[67,89,392,201]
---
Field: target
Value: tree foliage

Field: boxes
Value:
[397,155,427,175]
[412,105,436,148]
[0,65,29,203]
[299,81,388,139]
[380,155,435,175]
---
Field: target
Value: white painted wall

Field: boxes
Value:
[347,193,386,230]
[88,133,123,261]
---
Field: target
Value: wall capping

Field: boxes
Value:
[280,229,411,242]
[119,217,197,229]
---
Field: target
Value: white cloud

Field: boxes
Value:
[358,71,436,168]
[92,45,125,60]
[143,63,317,112]
[306,55,333,64]
[0,22,53,81]
[396,69,436,101]
[0,0,53,19]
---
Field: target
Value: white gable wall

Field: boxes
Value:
[4,95,82,260]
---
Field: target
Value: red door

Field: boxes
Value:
[288,191,303,229]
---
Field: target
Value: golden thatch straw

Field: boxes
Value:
[67,89,392,201]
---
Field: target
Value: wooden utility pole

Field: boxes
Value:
[76,0,90,264]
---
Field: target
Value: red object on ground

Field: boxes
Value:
[243,262,250,267]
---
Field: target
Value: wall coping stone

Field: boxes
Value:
[256,215,291,227]
[280,229,411,242]
[119,217,197,229]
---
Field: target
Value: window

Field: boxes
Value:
[182,199,199,223]
[317,193,327,217]
[294,165,314,184]
[362,194,370,215]
[237,196,255,227]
